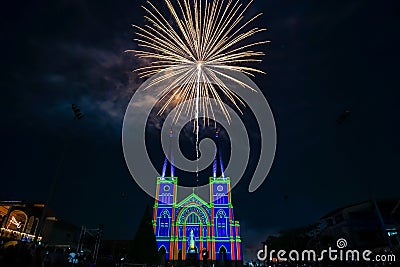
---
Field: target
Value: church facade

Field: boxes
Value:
[152,132,242,262]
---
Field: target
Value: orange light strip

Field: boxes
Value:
[212,241,216,259]
[153,209,157,226]
[169,240,174,260]
[237,242,241,260]
[231,241,235,260]
[182,237,186,259]
[0,228,42,241]
[199,223,203,252]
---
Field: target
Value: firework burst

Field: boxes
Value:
[127,0,268,126]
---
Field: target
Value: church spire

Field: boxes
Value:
[213,130,225,179]
[161,129,175,178]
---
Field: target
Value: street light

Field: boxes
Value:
[34,104,85,243]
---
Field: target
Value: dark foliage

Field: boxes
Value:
[128,205,159,264]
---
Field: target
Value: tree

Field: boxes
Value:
[128,205,159,264]
[263,223,320,251]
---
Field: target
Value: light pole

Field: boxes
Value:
[34,104,84,244]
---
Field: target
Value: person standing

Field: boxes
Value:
[202,248,209,267]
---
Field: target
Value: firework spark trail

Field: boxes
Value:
[127,0,267,180]
[196,63,201,185]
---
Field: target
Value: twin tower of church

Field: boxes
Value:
[152,131,242,262]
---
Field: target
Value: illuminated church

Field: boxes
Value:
[152,131,242,262]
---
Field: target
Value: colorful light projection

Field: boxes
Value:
[0,208,41,242]
[7,216,22,229]
[153,132,242,262]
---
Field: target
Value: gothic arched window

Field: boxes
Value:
[159,210,170,236]
[214,192,227,205]
[216,210,227,237]
[186,212,200,225]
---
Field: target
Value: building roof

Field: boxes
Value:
[320,199,400,220]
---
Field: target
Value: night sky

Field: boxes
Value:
[3,0,400,251]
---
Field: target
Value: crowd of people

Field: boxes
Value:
[0,241,96,267]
